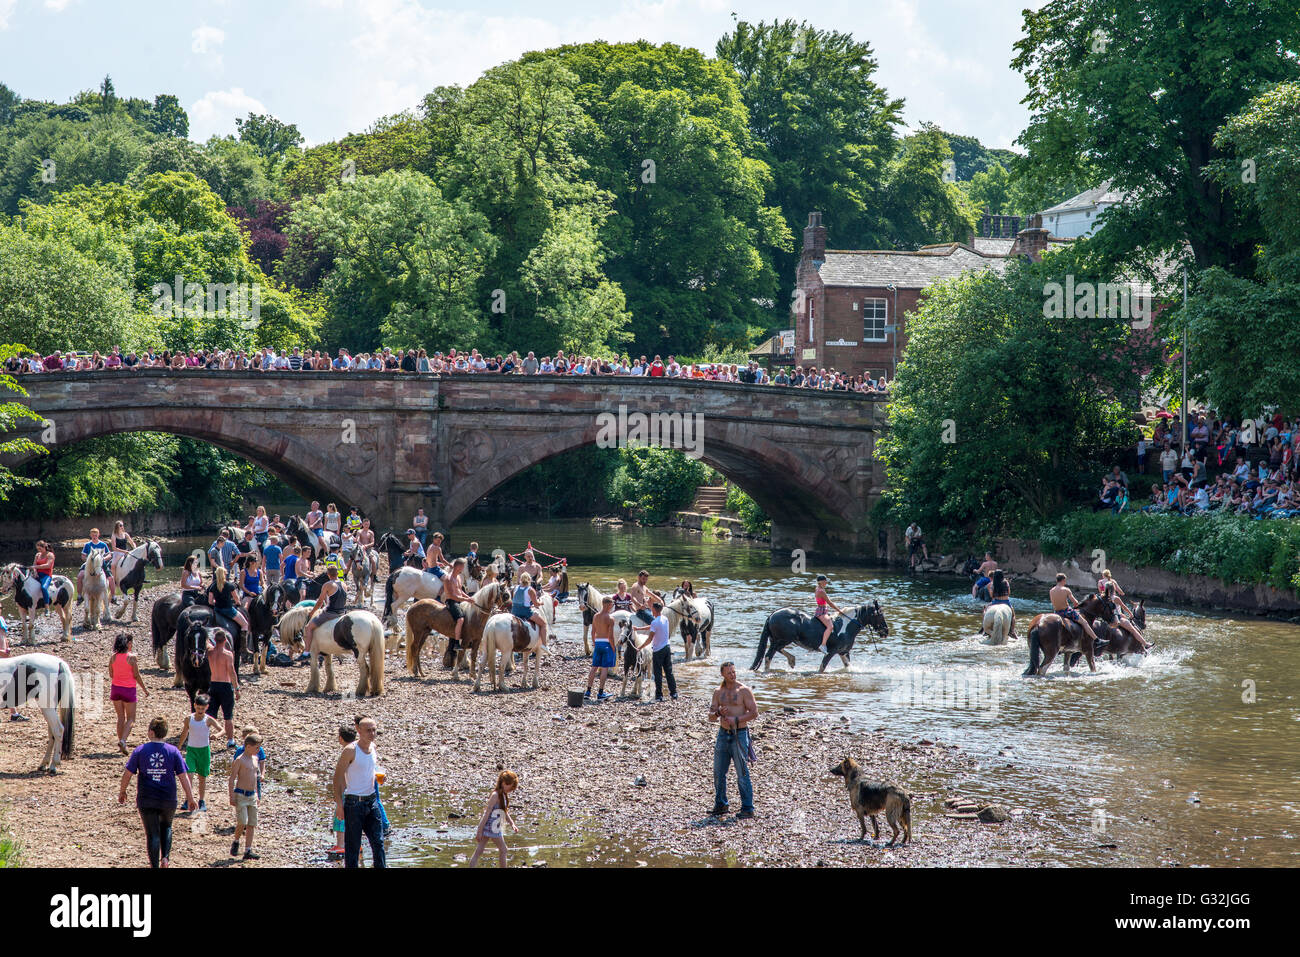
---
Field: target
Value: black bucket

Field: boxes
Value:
[567,688,584,708]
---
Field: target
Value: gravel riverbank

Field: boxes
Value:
[0,577,1039,867]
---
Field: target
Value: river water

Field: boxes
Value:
[6,517,1297,866]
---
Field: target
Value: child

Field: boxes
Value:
[466,541,479,564]
[814,575,847,653]
[232,725,268,798]
[228,732,262,860]
[329,725,356,854]
[469,770,518,868]
[177,694,221,811]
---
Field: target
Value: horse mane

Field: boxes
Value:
[277,603,313,639]
[581,582,605,612]
[472,581,502,611]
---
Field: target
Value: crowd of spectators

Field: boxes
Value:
[4,346,889,393]
[1098,407,1300,519]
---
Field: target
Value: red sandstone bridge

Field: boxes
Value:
[5,370,886,558]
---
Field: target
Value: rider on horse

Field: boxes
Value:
[1049,573,1100,645]
[76,527,111,604]
[510,572,549,650]
[424,532,451,577]
[983,569,1015,638]
[815,575,847,652]
[436,557,474,649]
[1098,571,1152,651]
[302,565,347,655]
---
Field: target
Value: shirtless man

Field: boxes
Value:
[707,662,758,818]
[305,501,325,553]
[585,595,618,701]
[206,631,240,749]
[1049,573,1101,646]
[436,557,474,651]
[628,569,657,625]
[516,549,543,586]
[976,552,998,577]
[424,532,451,578]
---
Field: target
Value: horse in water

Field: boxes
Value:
[275,604,388,696]
[3,564,75,644]
[751,601,889,673]
[81,550,112,632]
[981,604,1015,645]
[110,540,164,622]
[1022,593,1117,676]
[672,586,715,661]
[0,653,76,772]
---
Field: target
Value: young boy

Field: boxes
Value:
[228,732,262,860]
[177,694,221,811]
[330,725,356,854]
[232,725,268,798]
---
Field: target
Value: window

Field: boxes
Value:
[863,298,888,341]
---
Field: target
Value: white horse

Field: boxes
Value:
[475,593,558,692]
[0,653,76,772]
[348,547,379,606]
[672,589,715,661]
[81,550,111,631]
[276,604,389,697]
[612,610,651,698]
[381,566,446,632]
[576,582,607,656]
[982,604,1014,645]
[2,564,74,643]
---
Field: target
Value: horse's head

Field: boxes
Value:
[860,599,889,638]
[576,582,590,609]
[665,595,701,626]
[2,563,24,592]
[86,550,103,575]
[1132,599,1147,630]
[187,625,215,669]
[147,540,164,569]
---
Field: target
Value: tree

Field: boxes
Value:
[1012,0,1300,276]
[963,163,1015,215]
[235,113,304,160]
[0,83,18,127]
[876,245,1154,536]
[147,94,188,138]
[877,125,975,250]
[98,75,116,115]
[0,344,48,502]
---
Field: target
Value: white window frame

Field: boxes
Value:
[862,298,888,342]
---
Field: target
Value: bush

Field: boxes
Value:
[725,485,770,536]
[1037,508,1300,592]
[607,447,707,524]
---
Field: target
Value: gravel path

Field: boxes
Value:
[0,576,1038,867]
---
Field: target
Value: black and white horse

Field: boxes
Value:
[285,515,335,560]
[282,570,328,607]
[672,587,715,661]
[174,605,243,691]
[613,610,651,698]
[377,532,409,571]
[110,540,164,622]
[2,563,74,643]
[751,601,889,673]
[0,653,75,772]
[246,582,289,674]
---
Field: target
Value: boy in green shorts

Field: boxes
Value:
[177,694,221,812]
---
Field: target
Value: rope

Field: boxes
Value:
[506,542,567,569]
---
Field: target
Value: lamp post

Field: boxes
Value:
[887,282,898,378]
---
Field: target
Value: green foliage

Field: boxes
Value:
[607,447,708,524]
[0,344,47,502]
[236,113,304,160]
[878,125,975,250]
[726,485,770,536]
[1038,509,1300,592]
[876,244,1154,538]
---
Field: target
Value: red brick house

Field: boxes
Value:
[793,211,1067,380]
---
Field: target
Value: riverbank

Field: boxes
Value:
[0,579,1037,868]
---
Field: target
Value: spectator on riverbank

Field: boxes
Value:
[708,662,757,819]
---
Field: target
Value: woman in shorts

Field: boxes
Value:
[109,634,149,755]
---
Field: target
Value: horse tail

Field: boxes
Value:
[751,619,771,671]
[1023,626,1042,677]
[368,618,385,696]
[58,660,75,759]
[382,571,396,622]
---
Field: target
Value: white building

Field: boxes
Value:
[1038,181,1128,239]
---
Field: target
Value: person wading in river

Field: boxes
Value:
[708,661,758,819]
[983,569,1015,639]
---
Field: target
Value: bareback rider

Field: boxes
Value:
[1098,572,1151,651]
[302,565,348,655]
[1049,573,1099,646]
[76,527,111,604]
[424,532,451,575]
[516,549,543,586]
[510,572,549,650]
[628,569,657,625]
[983,569,1016,638]
[403,529,425,568]
[306,501,325,552]
[435,557,474,650]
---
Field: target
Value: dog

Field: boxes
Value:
[829,756,912,846]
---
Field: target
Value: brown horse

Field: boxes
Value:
[404,580,510,679]
[1023,593,1116,676]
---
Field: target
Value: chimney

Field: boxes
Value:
[802,211,827,264]
[1010,213,1050,261]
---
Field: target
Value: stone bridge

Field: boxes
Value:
[4,371,887,558]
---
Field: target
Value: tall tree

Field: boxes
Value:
[236,113,304,160]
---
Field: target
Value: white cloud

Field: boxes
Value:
[45,0,75,12]
[189,87,268,141]
[0,0,17,30]
[192,23,225,54]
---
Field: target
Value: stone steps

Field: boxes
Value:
[690,486,728,515]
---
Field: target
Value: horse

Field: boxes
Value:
[1022,594,1117,677]
[150,592,188,671]
[613,611,650,698]
[348,547,379,605]
[381,565,446,632]
[404,581,511,680]
[246,582,289,674]
[376,531,409,571]
[81,550,112,632]
[981,604,1015,645]
[575,582,606,656]
[110,540,164,622]
[1067,599,1150,668]
[474,593,559,692]
[2,564,75,644]
[176,622,217,708]
[275,604,388,696]
[284,515,335,560]
[672,587,715,661]
[0,653,76,772]
[751,601,890,673]
[282,570,329,607]
[174,604,243,689]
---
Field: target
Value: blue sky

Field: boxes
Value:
[0,0,1044,149]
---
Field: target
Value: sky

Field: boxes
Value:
[0,0,1045,150]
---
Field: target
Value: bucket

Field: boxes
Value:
[566,688,584,708]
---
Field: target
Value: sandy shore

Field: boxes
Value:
[0,575,1038,867]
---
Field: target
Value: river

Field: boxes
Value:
[5,517,1297,866]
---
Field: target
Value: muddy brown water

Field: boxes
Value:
[5,518,1297,866]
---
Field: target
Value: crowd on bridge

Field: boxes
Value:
[5,345,889,393]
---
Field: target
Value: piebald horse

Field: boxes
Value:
[404,580,511,680]
[109,540,164,622]
[475,592,559,692]
[981,604,1015,645]
[81,550,112,631]
[2,563,74,643]
[284,515,336,560]
[276,604,389,696]
[672,587,715,661]
[612,611,650,698]
[0,653,76,772]
[382,562,491,633]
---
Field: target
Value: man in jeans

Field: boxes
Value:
[632,597,678,700]
[333,716,386,868]
[708,661,758,819]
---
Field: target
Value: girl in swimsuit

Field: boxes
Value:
[815,575,847,652]
[469,770,518,868]
[1099,572,1150,650]
[180,556,203,608]
[110,520,136,600]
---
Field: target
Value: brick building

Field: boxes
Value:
[793,211,1068,380]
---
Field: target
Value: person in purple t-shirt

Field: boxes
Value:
[119,715,195,868]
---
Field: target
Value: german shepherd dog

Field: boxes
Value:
[829,756,912,846]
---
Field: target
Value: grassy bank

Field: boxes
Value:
[1036,509,1300,592]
